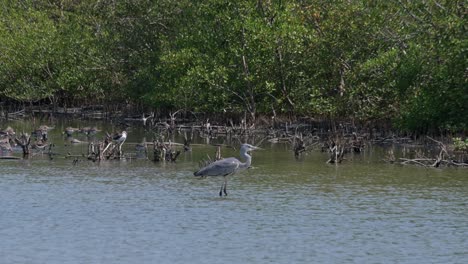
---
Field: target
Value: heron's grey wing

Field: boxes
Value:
[194,157,240,176]
[113,133,121,140]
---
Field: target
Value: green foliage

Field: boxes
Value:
[0,0,466,132]
[453,138,468,152]
[393,0,467,132]
[0,2,57,101]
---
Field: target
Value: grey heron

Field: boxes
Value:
[194,143,261,196]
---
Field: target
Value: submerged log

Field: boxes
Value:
[0,156,21,160]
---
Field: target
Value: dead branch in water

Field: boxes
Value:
[152,140,181,162]
[14,133,31,157]
[322,131,365,164]
[325,139,346,164]
[197,145,225,170]
[396,136,468,167]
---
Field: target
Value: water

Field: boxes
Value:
[1,119,467,263]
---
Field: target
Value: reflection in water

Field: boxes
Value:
[0,119,467,263]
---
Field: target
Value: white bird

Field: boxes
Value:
[194,143,261,196]
[112,131,127,155]
[113,131,127,144]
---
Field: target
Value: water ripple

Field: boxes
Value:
[0,151,467,264]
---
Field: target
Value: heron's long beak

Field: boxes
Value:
[253,146,263,150]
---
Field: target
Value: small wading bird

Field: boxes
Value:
[194,143,261,196]
[112,130,127,147]
[113,131,127,144]
[113,131,127,154]
[80,127,101,136]
[64,127,79,137]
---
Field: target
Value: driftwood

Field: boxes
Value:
[321,130,366,164]
[66,139,123,162]
[104,142,123,160]
[326,140,346,164]
[290,133,319,158]
[14,133,31,156]
[87,141,107,162]
[152,140,164,162]
[293,135,306,158]
[399,158,468,167]
[11,132,56,158]
[78,132,126,161]
[0,137,12,152]
[152,140,181,162]
[397,136,468,167]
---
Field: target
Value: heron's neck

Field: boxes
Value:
[240,150,252,169]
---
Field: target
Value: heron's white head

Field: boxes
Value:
[240,143,261,152]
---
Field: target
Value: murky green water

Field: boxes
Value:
[1,119,467,263]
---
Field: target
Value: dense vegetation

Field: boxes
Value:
[0,0,466,132]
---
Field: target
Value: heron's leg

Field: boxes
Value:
[223,178,228,196]
[219,182,224,197]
